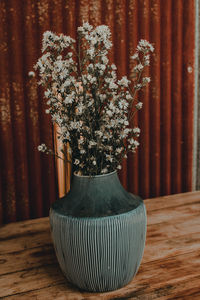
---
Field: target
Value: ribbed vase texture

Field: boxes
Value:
[49,171,147,292]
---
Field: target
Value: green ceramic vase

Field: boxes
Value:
[49,171,147,292]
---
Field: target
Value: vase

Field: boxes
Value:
[49,170,147,292]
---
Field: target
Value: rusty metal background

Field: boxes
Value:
[0,0,195,223]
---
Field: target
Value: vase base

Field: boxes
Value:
[50,199,147,293]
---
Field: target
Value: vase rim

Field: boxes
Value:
[73,170,117,178]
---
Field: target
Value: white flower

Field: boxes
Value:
[74,159,80,165]
[144,55,150,66]
[42,31,56,52]
[135,102,143,110]
[87,63,94,70]
[124,120,129,126]
[118,76,130,87]
[117,165,122,170]
[88,140,97,148]
[64,95,74,104]
[101,168,108,174]
[88,99,94,107]
[116,147,123,154]
[134,83,142,90]
[106,110,113,117]
[78,136,84,145]
[44,89,51,98]
[133,127,141,135]
[76,103,85,114]
[134,63,144,72]
[63,79,71,87]
[111,64,117,70]
[137,39,154,52]
[38,143,47,152]
[142,77,151,83]
[129,138,139,147]
[28,71,35,77]
[109,82,118,90]
[118,100,128,110]
[126,93,132,100]
[101,56,108,64]
[87,47,95,58]
[131,53,138,60]
[95,130,103,137]
[62,131,70,139]
[83,22,93,31]
[106,154,114,162]
[99,64,106,71]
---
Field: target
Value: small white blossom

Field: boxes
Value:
[137,39,154,53]
[106,110,113,117]
[129,138,139,147]
[101,168,108,174]
[28,71,35,77]
[109,82,118,90]
[142,77,151,84]
[131,53,139,60]
[133,127,141,135]
[135,102,143,110]
[80,149,86,154]
[118,76,130,87]
[74,159,80,165]
[38,144,47,152]
[64,95,74,104]
[111,64,117,70]
[88,140,97,148]
[118,100,129,110]
[87,47,95,58]
[134,63,144,72]
[134,83,143,90]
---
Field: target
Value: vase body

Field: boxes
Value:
[49,171,147,292]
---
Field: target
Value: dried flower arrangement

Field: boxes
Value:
[35,22,154,176]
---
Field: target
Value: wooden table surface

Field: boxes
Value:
[0,191,200,299]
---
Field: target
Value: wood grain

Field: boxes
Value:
[0,192,200,299]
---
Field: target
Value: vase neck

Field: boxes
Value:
[60,171,141,217]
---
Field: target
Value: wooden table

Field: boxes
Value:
[0,192,200,299]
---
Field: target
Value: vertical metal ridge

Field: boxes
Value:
[171,0,183,194]
[138,0,150,198]
[6,0,30,220]
[182,0,195,192]
[127,0,139,195]
[103,0,115,63]
[160,0,172,195]
[0,1,17,223]
[23,0,45,219]
[149,0,161,197]
[194,0,200,190]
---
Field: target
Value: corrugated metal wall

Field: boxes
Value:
[0,0,195,223]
